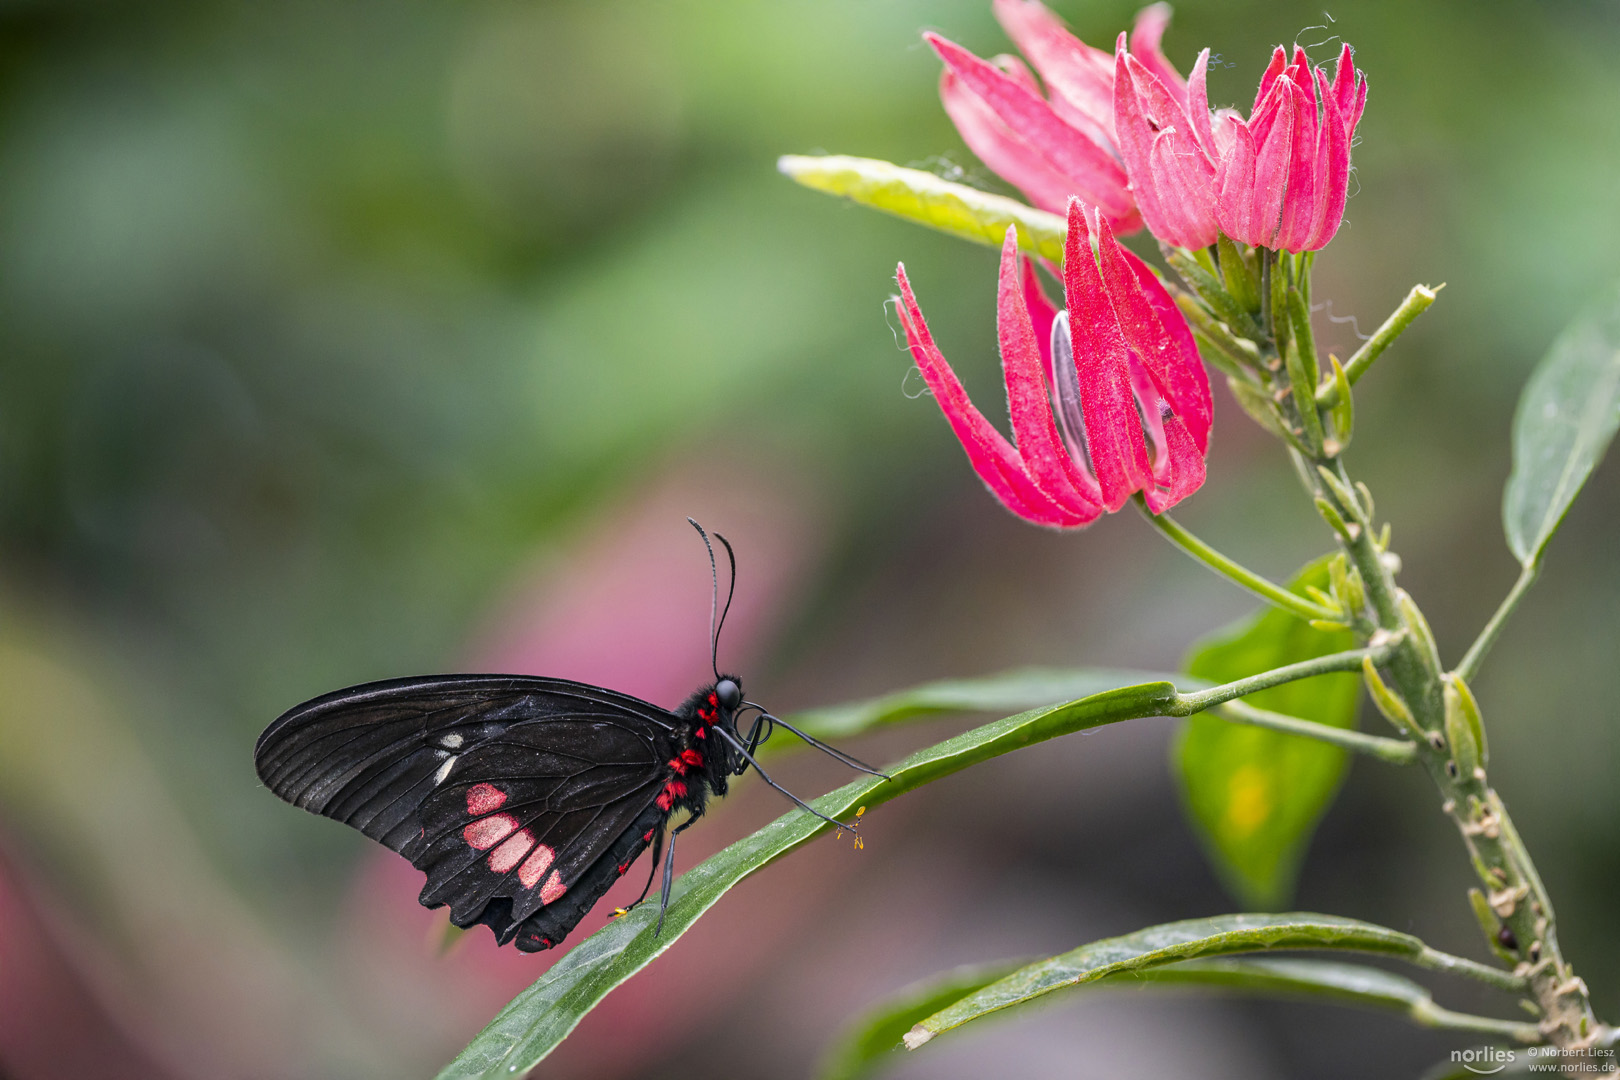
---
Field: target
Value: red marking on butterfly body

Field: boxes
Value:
[679,748,704,768]
[656,778,688,810]
[517,843,555,888]
[465,783,507,815]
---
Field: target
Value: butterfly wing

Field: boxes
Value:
[255,675,677,947]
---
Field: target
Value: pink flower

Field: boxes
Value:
[1114,35,1367,253]
[1215,44,1368,252]
[925,1,1189,235]
[895,199,1210,527]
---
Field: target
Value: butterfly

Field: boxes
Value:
[253,521,882,953]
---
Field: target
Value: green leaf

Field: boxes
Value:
[817,962,1021,1080]
[777,154,1066,264]
[907,913,1467,1047]
[789,667,1179,743]
[1175,557,1360,908]
[1503,279,1620,567]
[830,954,1539,1077]
[437,679,1178,1079]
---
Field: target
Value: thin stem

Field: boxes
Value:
[1315,284,1440,408]
[1456,560,1542,683]
[1213,701,1418,765]
[1411,1001,1543,1043]
[1414,945,1528,993]
[1169,647,1387,716]
[1139,500,1340,623]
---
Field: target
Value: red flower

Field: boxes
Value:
[895,200,1210,527]
[925,1,1188,235]
[1215,44,1368,252]
[1113,34,1367,253]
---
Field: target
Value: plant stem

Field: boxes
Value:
[1168,647,1387,716]
[1212,701,1418,764]
[1415,945,1528,993]
[1411,1000,1543,1043]
[1311,456,1608,1060]
[1456,560,1542,683]
[1315,284,1440,408]
[1138,499,1340,623]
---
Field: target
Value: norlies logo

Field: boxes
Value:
[1452,1047,1515,1075]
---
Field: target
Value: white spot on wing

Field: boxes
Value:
[433,755,459,786]
[441,732,464,749]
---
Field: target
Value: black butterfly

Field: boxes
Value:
[254,522,882,953]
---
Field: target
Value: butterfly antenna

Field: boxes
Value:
[713,531,738,677]
[687,518,723,680]
[710,725,855,831]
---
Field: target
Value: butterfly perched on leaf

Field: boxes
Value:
[254,522,881,953]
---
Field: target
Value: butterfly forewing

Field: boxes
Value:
[255,675,683,948]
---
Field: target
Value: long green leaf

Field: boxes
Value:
[790,667,1180,742]
[1503,279,1620,566]
[817,962,1021,1080]
[825,955,1536,1079]
[1176,557,1360,909]
[436,680,1178,1079]
[777,154,1066,263]
[906,913,1481,1047]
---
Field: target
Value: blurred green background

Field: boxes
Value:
[1,1,1617,1077]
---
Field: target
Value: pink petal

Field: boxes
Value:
[928,34,1131,218]
[1252,46,1288,115]
[1301,65,1352,249]
[1140,410,1206,512]
[1215,116,1260,244]
[1020,255,1061,383]
[994,228,1104,511]
[991,0,1118,148]
[1062,201,1153,510]
[1247,78,1296,247]
[1127,2,1187,108]
[1113,44,1218,249]
[939,68,1082,215]
[1274,77,1319,251]
[1185,49,1217,159]
[895,263,1094,527]
[1092,230,1214,452]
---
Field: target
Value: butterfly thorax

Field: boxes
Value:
[663,678,743,816]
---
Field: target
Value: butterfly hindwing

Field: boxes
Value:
[254,675,681,944]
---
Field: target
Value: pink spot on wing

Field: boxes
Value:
[540,870,567,904]
[465,783,507,815]
[462,813,518,851]
[517,843,555,888]
[488,829,535,873]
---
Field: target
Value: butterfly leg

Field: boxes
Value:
[654,812,703,936]
[619,822,666,915]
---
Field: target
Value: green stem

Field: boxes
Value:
[1456,560,1542,683]
[1138,500,1340,623]
[1415,945,1528,993]
[1315,284,1440,408]
[1169,647,1387,716]
[1213,701,1418,765]
[1411,1001,1543,1043]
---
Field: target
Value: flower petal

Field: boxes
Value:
[1114,47,1218,249]
[1061,201,1153,510]
[1140,410,1206,512]
[928,33,1133,222]
[994,227,1104,511]
[1092,223,1214,452]
[991,0,1117,148]
[1301,65,1352,250]
[895,263,1094,527]
[939,67,1082,214]
[1127,2,1187,108]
